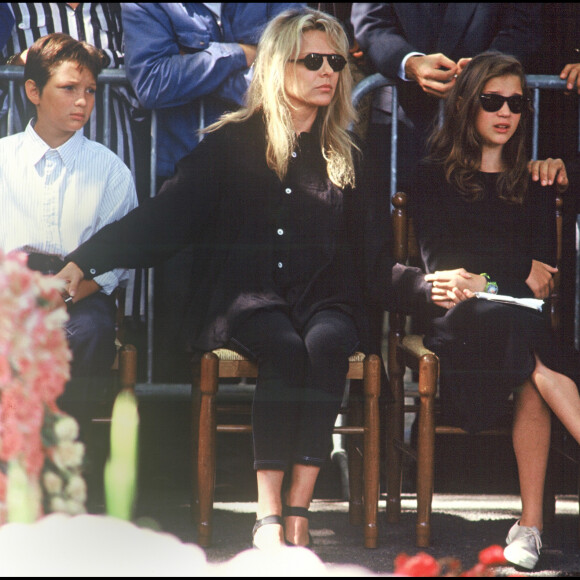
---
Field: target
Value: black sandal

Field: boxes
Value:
[283,505,313,548]
[252,515,284,549]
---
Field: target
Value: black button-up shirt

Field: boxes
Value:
[67,113,431,351]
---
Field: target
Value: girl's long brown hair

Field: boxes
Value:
[427,52,532,204]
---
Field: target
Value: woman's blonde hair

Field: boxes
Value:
[427,52,532,204]
[205,8,358,188]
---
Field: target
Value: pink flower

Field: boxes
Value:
[0,354,11,384]
[0,251,83,520]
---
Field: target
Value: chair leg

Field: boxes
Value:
[118,344,138,391]
[196,352,219,548]
[363,354,381,549]
[190,355,201,525]
[415,353,438,548]
[386,318,406,523]
[348,379,364,526]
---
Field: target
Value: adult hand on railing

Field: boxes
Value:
[6,48,27,65]
[527,158,569,193]
[404,53,458,98]
[560,62,580,95]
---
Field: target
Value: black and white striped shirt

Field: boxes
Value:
[1,3,138,178]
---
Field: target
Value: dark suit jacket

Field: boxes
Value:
[351,3,542,131]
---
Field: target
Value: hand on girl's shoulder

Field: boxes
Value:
[527,158,568,192]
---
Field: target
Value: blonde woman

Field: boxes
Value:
[57,8,459,549]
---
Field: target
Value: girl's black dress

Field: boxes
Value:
[410,162,579,433]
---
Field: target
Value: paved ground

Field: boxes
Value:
[77,381,580,577]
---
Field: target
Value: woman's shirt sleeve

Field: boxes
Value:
[66,131,223,279]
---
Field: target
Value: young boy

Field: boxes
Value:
[0,33,138,378]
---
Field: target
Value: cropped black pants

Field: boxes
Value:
[230,308,359,471]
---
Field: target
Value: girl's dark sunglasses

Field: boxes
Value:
[289,53,347,72]
[479,93,529,114]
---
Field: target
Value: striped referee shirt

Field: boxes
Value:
[0,121,138,295]
[1,3,138,176]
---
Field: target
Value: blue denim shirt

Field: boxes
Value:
[122,3,305,178]
[0,4,14,51]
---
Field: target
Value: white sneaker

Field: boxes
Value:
[503,520,542,570]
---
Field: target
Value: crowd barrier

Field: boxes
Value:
[1,67,578,381]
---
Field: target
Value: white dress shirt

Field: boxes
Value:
[1,3,136,175]
[0,121,138,295]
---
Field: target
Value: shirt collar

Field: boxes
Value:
[25,119,83,169]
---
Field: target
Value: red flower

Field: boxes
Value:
[478,545,507,566]
[394,552,441,577]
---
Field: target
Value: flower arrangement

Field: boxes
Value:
[394,544,509,577]
[0,250,86,524]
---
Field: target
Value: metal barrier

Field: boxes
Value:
[1,67,579,379]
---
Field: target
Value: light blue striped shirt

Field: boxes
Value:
[0,121,138,294]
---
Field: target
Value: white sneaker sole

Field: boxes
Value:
[503,544,538,570]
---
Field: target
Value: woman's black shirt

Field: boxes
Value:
[67,113,431,351]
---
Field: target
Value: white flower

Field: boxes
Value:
[65,475,87,504]
[52,441,84,470]
[54,416,79,443]
[49,496,68,514]
[65,499,86,516]
[42,471,63,495]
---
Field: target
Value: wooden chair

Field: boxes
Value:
[191,348,382,549]
[111,286,138,391]
[386,190,566,548]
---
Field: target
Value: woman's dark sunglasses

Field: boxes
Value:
[479,93,529,114]
[290,53,347,72]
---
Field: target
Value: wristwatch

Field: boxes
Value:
[480,273,498,294]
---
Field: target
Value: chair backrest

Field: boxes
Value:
[391,190,564,334]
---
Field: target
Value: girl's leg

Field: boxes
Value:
[512,378,551,530]
[531,354,580,444]
[505,376,551,569]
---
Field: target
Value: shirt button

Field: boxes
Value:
[285,188,292,194]
[277,262,283,269]
[90,268,97,275]
[277,228,284,235]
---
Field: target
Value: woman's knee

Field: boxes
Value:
[304,311,358,370]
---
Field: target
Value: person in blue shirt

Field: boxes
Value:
[0,5,14,50]
[121,3,305,381]
[122,3,306,181]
